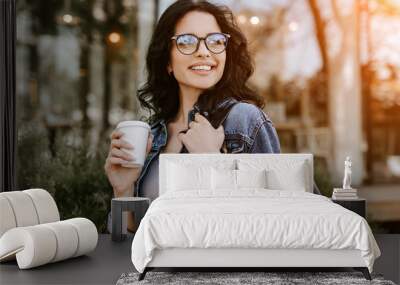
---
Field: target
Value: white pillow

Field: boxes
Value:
[236,169,267,188]
[167,162,211,191]
[237,159,309,192]
[211,168,268,190]
[166,159,236,192]
[211,168,236,190]
[266,165,307,191]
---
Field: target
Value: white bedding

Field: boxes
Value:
[131,189,380,273]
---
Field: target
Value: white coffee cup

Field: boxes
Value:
[116,121,151,168]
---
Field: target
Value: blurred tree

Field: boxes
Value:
[308,0,329,118]
[307,0,365,184]
[71,0,130,140]
[18,0,132,142]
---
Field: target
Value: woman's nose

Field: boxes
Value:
[195,39,211,57]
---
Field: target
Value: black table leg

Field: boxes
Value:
[111,199,124,242]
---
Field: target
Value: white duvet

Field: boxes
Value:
[131,189,380,273]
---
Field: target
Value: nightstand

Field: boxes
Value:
[331,198,366,218]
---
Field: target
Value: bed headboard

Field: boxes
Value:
[159,153,314,195]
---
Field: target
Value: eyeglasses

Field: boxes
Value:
[171,33,230,55]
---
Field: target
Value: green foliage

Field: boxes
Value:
[17,124,57,195]
[17,125,112,233]
[314,157,333,197]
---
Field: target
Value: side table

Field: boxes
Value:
[331,198,366,218]
[111,197,150,242]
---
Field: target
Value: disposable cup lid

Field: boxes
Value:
[116,121,150,130]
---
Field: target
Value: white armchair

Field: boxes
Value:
[0,189,98,269]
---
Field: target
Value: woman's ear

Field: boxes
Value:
[167,65,173,75]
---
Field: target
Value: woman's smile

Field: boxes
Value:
[188,61,217,76]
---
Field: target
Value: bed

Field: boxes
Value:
[131,153,381,281]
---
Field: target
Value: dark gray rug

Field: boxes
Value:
[116,271,396,285]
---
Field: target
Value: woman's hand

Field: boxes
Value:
[104,129,153,196]
[178,113,224,153]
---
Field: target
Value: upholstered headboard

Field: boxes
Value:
[159,153,314,195]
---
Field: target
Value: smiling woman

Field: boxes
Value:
[104,0,281,233]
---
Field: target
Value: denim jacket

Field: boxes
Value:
[133,97,281,197]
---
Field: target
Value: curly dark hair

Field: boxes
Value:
[138,0,265,125]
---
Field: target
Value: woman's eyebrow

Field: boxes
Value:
[176,31,222,36]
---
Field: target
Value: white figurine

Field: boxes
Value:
[342,156,352,189]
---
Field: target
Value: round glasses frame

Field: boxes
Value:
[171,32,231,55]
